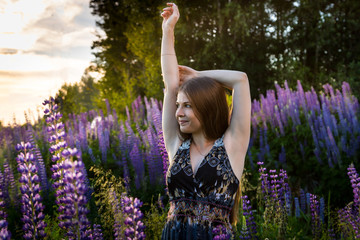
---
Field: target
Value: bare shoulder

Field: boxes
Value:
[223,130,250,181]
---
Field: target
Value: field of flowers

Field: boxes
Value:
[0,80,359,239]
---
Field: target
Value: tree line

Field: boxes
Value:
[57,0,360,119]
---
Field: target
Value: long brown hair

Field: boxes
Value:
[177,76,241,225]
[230,185,241,225]
[177,77,229,141]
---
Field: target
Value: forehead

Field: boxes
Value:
[176,91,190,102]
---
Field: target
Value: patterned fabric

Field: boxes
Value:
[161,135,240,240]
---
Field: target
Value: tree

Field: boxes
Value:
[89,0,360,107]
[56,67,101,120]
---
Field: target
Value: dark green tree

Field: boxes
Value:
[89,0,360,106]
[89,0,163,115]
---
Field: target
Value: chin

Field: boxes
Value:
[179,127,192,134]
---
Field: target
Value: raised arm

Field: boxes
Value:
[179,66,251,153]
[161,3,181,159]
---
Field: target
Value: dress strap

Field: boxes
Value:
[179,138,191,150]
[213,134,225,147]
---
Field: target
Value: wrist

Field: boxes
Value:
[162,26,175,33]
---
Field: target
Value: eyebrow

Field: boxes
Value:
[176,101,191,104]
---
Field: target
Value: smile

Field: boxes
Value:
[178,120,188,126]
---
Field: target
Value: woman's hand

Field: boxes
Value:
[161,3,180,31]
[178,65,199,84]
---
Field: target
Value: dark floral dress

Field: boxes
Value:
[161,135,240,240]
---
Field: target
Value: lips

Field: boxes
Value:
[178,120,188,126]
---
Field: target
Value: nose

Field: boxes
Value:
[176,106,184,118]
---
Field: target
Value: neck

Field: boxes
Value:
[191,133,213,149]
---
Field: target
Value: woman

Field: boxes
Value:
[161,3,251,239]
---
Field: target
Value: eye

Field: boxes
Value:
[175,103,179,108]
[185,104,191,108]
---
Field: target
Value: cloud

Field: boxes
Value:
[0,0,99,125]
[0,55,91,125]
[0,48,18,54]
[22,0,97,55]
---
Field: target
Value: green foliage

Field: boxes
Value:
[87,0,360,117]
[143,194,168,240]
[90,166,126,239]
[44,214,63,240]
[56,68,100,122]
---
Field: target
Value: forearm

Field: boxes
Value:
[198,70,248,89]
[161,28,179,91]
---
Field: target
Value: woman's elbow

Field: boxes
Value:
[239,72,248,82]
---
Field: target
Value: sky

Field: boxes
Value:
[0,0,101,126]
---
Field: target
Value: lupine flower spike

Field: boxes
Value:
[16,142,46,239]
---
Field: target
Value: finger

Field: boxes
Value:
[161,9,172,14]
[161,11,170,18]
[178,65,188,71]
[171,3,179,13]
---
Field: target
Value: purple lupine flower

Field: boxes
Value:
[338,206,358,239]
[2,160,17,206]
[145,127,163,186]
[309,193,321,238]
[58,153,91,239]
[110,191,122,240]
[118,123,130,180]
[90,224,104,240]
[151,99,163,134]
[246,137,255,169]
[319,197,325,223]
[132,96,145,124]
[274,106,284,136]
[128,132,144,190]
[125,119,144,188]
[88,147,97,163]
[158,130,169,186]
[121,194,146,240]
[0,171,11,240]
[26,126,49,192]
[239,195,257,239]
[67,127,75,148]
[0,162,10,206]
[16,142,47,239]
[337,165,360,237]
[78,117,88,151]
[263,128,271,160]
[144,128,156,185]
[347,163,360,207]
[251,80,358,173]
[212,224,231,240]
[269,169,279,201]
[294,197,300,218]
[278,169,290,213]
[306,192,310,212]
[43,97,91,238]
[257,161,270,201]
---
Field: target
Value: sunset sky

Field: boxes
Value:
[0,0,101,126]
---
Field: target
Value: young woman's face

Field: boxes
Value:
[176,91,202,134]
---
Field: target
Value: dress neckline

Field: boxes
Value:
[187,135,225,177]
